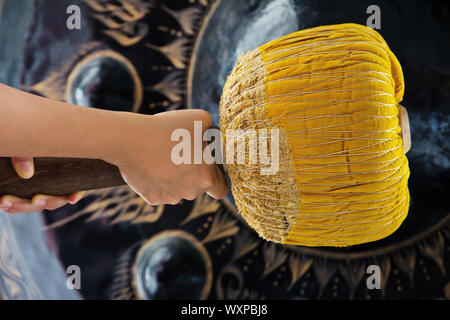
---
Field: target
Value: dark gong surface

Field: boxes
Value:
[134,234,208,300]
[68,56,136,111]
[189,0,450,252]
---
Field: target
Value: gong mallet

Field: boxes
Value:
[0,24,411,248]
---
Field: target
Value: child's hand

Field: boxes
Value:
[0,157,85,213]
[109,109,229,205]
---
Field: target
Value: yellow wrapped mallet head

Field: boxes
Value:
[220,23,410,247]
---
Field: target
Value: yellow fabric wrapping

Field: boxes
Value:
[258,23,410,246]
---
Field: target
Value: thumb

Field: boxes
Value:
[11,157,35,179]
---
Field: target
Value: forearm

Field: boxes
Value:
[0,83,132,162]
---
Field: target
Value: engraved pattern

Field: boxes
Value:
[146,38,190,70]
[24,42,103,101]
[180,194,221,226]
[149,71,185,107]
[201,211,239,244]
[161,5,201,36]
[288,254,313,291]
[44,186,165,230]
[261,243,288,279]
[85,0,153,46]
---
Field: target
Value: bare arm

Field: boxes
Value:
[0,83,124,160]
[0,84,228,213]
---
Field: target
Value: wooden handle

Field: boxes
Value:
[0,157,126,198]
[398,104,411,154]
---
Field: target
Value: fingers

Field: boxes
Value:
[32,194,69,211]
[67,191,87,204]
[0,192,87,214]
[32,191,86,210]
[11,157,34,179]
[0,195,46,214]
[198,109,212,129]
[141,195,180,206]
[0,196,14,212]
[7,158,87,213]
[206,165,229,200]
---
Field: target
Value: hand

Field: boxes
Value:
[0,157,86,214]
[109,109,229,205]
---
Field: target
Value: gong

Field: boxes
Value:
[188,0,450,256]
[0,0,448,300]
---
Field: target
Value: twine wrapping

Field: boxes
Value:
[220,23,410,247]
